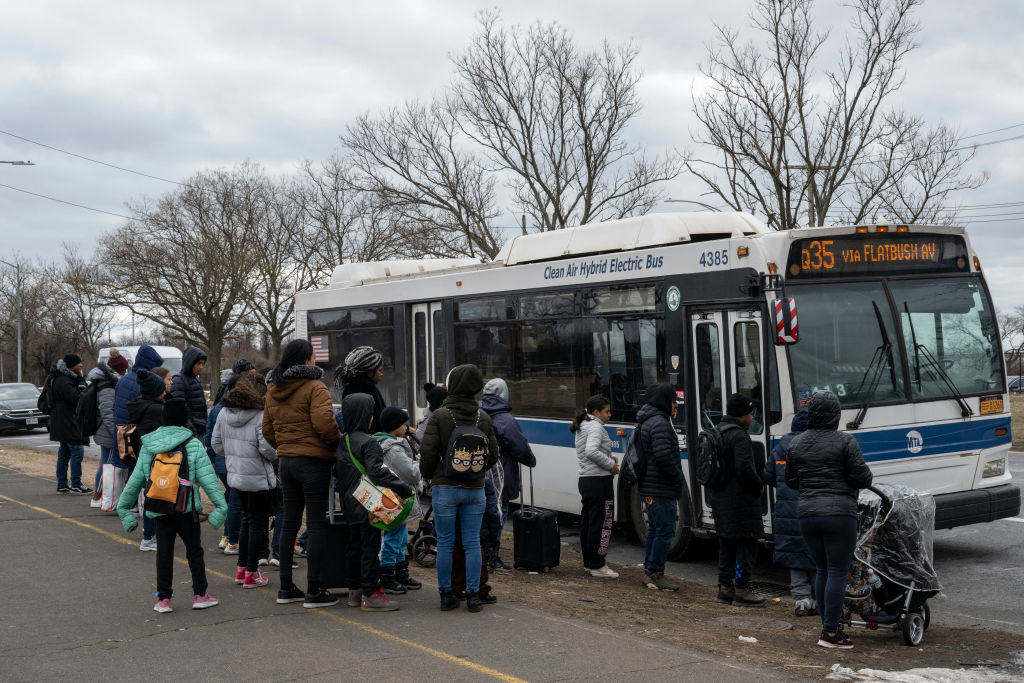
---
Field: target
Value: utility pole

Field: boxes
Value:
[0,258,23,382]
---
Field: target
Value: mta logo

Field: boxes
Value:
[906,430,924,454]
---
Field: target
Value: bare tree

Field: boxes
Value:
[689,0,985,230]
[46,244,117,361]
[101,164,261,394]
[341,101,502,258]
[450,10,682,231]
[0,258,77,382]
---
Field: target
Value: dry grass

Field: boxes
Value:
[1011,393,1024,450]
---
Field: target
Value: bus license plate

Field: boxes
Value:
[26,418,38,425]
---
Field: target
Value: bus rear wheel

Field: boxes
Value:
[627,483,695,561]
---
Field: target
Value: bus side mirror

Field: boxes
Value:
[774,298,798,345]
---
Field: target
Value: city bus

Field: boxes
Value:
[294,212,1020,558]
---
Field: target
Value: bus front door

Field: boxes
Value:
[410,302,446,426]
[691,311,728,527]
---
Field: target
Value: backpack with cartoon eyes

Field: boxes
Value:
[442,410,489,482]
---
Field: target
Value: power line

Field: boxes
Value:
[961,123,1024,140]
[962,216,1024,224]
[0,129,185,186]
[0,182,131,219]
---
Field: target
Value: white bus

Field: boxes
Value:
[295,212,1019,558]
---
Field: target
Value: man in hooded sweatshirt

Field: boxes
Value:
[709,393,766,608]
[171,346,209,437]
[335,393,413,612]
[49,353,90,494]
[635,383,684,591]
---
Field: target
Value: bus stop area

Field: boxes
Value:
[2,446,1024,682]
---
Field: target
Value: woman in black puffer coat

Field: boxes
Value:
[785,390,873,649]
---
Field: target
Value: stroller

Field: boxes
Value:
[841,484,941,646]
[408,489,437,568]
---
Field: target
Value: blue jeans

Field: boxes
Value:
[93,445,113,490]
[56,442,85,489]
[271,511,283,556]
[433,486,486,593]
[800,515,857,633]
[381,524,408,567]
[643,496,677,574]
[216,471,243,543]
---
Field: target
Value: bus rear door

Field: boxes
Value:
[410,302,446,425]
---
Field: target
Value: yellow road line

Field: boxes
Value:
[0,493,528,683]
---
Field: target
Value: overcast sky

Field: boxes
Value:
[2,0,1022,320]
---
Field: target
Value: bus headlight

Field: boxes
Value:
[983,458,1006,478]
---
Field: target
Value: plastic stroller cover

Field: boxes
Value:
[854,484,941,592]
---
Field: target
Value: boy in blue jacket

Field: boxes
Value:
[118,398,227,613]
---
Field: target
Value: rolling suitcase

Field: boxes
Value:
[512,467,560,572]
[320,523,349,590]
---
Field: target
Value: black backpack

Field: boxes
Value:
[618,423,646,487]
[37,374,55,415]
[74,382,103,438]
[696,423,740,490]
[441,409,489,481]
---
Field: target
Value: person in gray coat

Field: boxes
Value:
[88,361,122,506]
[571,395,620,578]
[786,390,873,650]
[211,373,277,589]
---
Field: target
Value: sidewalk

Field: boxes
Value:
[0,465,805,683]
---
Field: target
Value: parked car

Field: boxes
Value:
[0,383,49,434]
[1009,376,1024,393]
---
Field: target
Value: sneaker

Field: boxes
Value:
[243,570,270,589]
[303,590,339,609]
[269,556,299,569]
[643,571,679,591]
[817,629,854,649]
[795,598,813,616]
[153,598,173,613]
[361,588,400,612]
[439,590,459,611]
[218,535,228,549]
[89,497,103,508]
[294,542,307,557]
[56,486,70,494]
[347,592,362,608]
[258,558,269,567]
[717,584,736,605]
[733,587,767,608]
[139,537,158,552]
[479,592,498,605]
[235,566,246,585]
[466,591,483,613]
[276,586,305,604]
[223,543,239,555]
[70,485,93,494]
[589,565,619,579]
[380,571,408,595]
[192,593,219,609]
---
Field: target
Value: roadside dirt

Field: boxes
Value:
[1011,394,1023,450]
[483,536,1024,680]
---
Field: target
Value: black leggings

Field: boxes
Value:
[800,515,858,633]
[155,514,207,600]
[278,456,333,594]
[578,476,614,569]
[236,489,273,572]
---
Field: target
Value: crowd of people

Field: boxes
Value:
[46,342,873,648]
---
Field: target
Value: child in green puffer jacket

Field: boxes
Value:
[117,398,227,614]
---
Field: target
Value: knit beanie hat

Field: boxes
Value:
[162,398,189,427]
[342,346,384,383]
[424,382,447,411]
[482,378,509,401]
[63,353,83,369]
[726,393,755,418]
[106,349,130,375]
[379,406,409,433]
[136,369,165,400]
[232,358,255,374]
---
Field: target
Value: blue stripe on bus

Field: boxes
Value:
[517,416,1010,462]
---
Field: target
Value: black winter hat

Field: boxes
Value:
[63,353,83,369]
[424,382,447,410]
[726,393,755,418]
[232,358,255,374]
[162,398,189,427]
[380,406,409,433]
[136,369,165,400]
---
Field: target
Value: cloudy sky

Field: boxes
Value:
[1,0,1022,317]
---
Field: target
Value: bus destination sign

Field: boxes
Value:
[786,234,968,279]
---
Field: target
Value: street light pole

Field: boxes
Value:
[0,258,22,383]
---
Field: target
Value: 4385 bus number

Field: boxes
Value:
[699,249,729,268]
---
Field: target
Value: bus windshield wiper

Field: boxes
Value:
[847,302,896,430]
[901,302,973,418]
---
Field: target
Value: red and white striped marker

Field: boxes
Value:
[774,298,798,343]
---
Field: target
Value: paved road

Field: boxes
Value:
[0,465,802,683]
[564,453,1024,635]
[0,428,103,459]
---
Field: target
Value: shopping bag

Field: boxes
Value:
[100,463,127,512]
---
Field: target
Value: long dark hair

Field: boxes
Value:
[570,395,610,433]
[271,339,313,386]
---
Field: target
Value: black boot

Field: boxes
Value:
[466,591,483,613]
[439,590,459,611]
[395,560,422,590]
[380,566,407,595]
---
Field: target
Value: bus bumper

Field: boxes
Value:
[933,484,1021,529]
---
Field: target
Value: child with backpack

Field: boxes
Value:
[117,398,227,613]
[373,407,425,594]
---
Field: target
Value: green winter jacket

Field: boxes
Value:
[117,425,228,532]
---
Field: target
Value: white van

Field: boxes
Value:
[97,346,184,375]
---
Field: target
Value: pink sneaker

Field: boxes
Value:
[192,593,219,609]
[235,566,246,585]
[153,598,173,613]
[243,570,269,589]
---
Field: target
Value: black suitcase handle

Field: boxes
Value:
[519,463,535,509]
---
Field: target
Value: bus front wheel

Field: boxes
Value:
[627,483,695,561]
